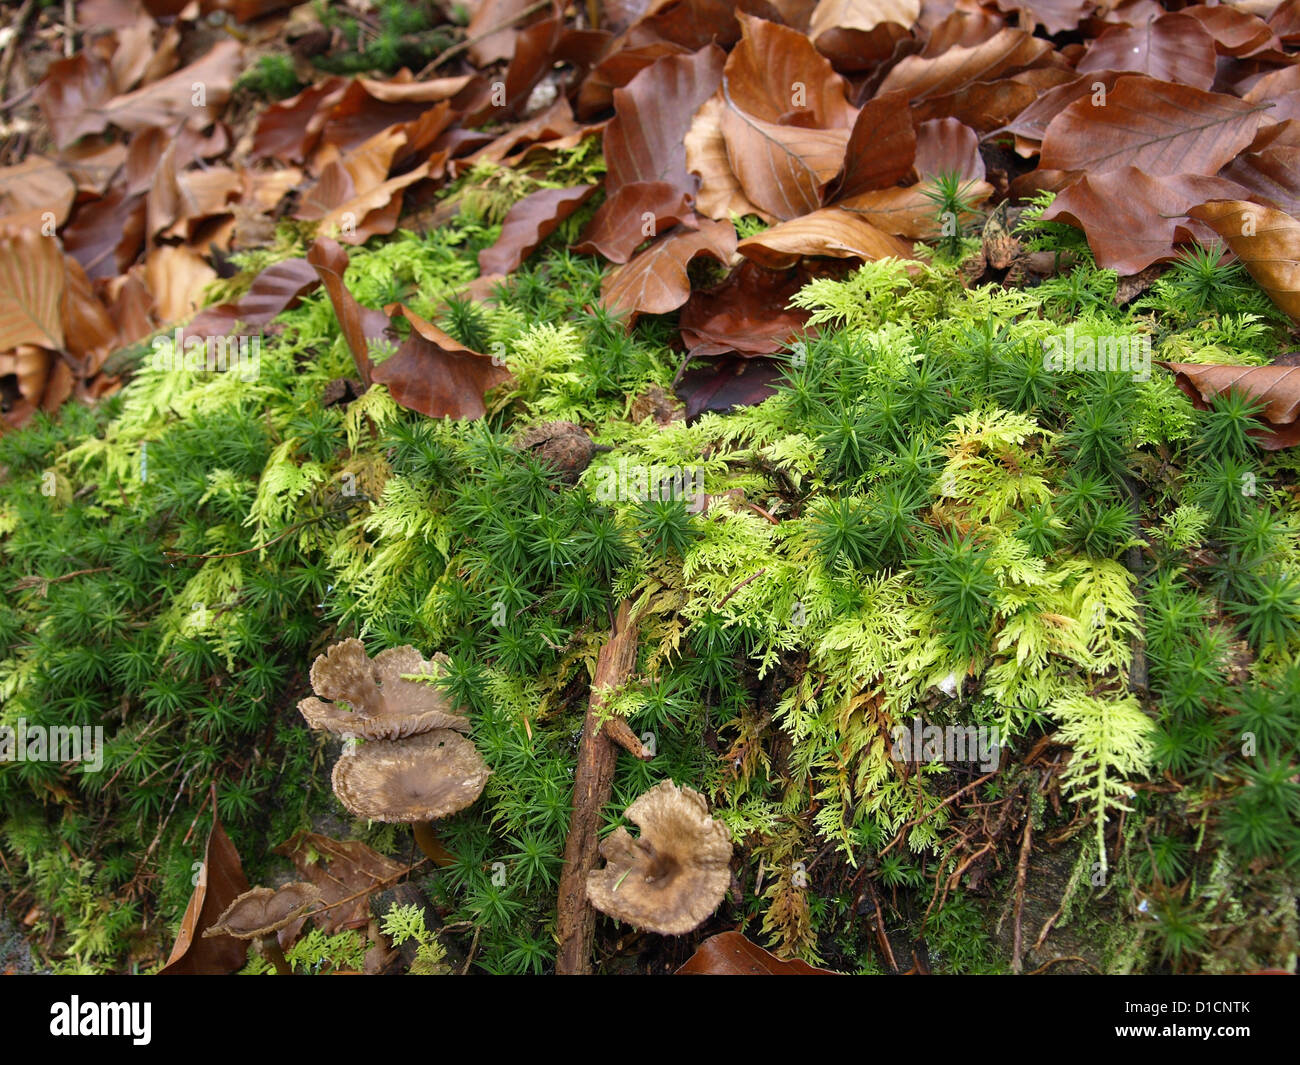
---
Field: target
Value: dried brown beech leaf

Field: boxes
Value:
[60,255,117,371]
[1039,75,1268,177]
[467,0,546,65]
[159,810,251,975]
[57,137,128,196]
[35,53,115,149]
[1077,13,1216,90]
[877,27,1053,102]
[373,306,512,420]
[604,46,726,199]
[1188,199,1300,322]
[738,206,914,268]
[809,0,919,37]
[839,178,991,238]
[250,77,348,164]
[1043,169,1247,274]
[102,39,243,135]
[307,237,391,385]
[0,346,54,428]
[914,117,985,183]
[145,245,217,326]
[813,21,911,74]
[678,258,812,356]
[724,13,857,128]
[60,188,145,282]
[922,10,1005,54]
[480,185,600,273]
[1182,4,1278,56]
[676,354,785,418]
[632,0,748,50]
[992,0,1088,36]
[188,258,319,336]
[586,780,733,935]
[720,88,849,220]
[600,218,738,322]
[1272,0,1300,42]
[827,90,915,200]
[301,158,431,244]
[684,94,770,222]
[274,832,406,938]
[322,75,473,154]
[1001,71,1125,146]
[578,40,690,118]
[676,930,840,974]
[1157,360,1300,449]
[913,69,1069,133]
[573,182,692,264]
[0,157,76,232]
[0,228,65,351]
[455,98,590,173]
[1222,138,1300,218]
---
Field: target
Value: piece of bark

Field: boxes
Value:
[556,600,640,975]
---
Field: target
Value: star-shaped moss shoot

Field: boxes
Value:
[586,780,733,936]
[298,638,469,740]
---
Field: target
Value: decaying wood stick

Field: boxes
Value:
[556,600,639,975]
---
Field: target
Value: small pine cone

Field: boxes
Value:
[514,421,599,484]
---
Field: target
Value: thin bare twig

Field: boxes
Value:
[417,0,550,77]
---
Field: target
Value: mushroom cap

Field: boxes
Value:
[203,882,323,940]
[298,638,470,740]
[586,780,733,936]
[331,728,491,823]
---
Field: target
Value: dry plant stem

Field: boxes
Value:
[1011,814,1033,974]
[556,600,639,975]
[417,0,550,76]
[411,822,456,867]
[0,0,36,100]
[260,934,293,975]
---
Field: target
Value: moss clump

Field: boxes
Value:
[1,188,1297,973]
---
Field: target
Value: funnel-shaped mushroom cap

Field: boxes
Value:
[298,639,470,740]
[203,882,323,940]
[331,729,491,823]
[586,780,733,936]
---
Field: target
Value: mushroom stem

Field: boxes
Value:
[260,934,293,975]
[411,821,455,867]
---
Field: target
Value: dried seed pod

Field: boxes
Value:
[514,420,600,483]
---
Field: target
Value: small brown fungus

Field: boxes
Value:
[298,638,470,740]
[203,882,323,975]
[586,780,733,936]
[331,728,491,865]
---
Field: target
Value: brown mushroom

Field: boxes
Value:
[298,638,470,740]
[331,728,491,864]
[203,882,323,975]
[586,780,733,936]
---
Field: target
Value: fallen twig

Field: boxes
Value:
[556,600,640,974]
